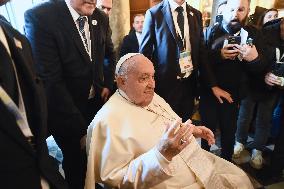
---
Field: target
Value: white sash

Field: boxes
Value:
[0,60,33,137]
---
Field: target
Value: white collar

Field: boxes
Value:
[168,0,186,12]
[117,89,154,109]
[65,0,88,22]
[118,89,131,102]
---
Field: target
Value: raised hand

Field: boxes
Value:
[157,119,194,161]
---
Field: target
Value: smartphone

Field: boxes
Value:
[228,36,241,45]
[228,36,241,50]
[215,15,223,25]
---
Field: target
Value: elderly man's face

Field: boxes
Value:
[97,0,112,16]
[70,0,96,16]
[223,0,249,31]
[121,55,155,107]
[133,15,144,33]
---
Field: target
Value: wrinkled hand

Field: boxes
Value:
[192,125,215,146]
[212,86,233,104]
[157,119,194,161]
[101,88,111,102]
[221,44,241,60]
[237,44,259,62]
[265,72,283,86]
[80,135,87,150]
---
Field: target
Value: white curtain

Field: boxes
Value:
[109,0,130,57]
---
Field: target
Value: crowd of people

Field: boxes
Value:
[0,0,283,188]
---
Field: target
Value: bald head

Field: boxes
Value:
[116,54,155,107]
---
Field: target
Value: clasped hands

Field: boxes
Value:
[157,119,215,161]
[221,43,258,62]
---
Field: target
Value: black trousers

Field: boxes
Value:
[157,77,195,122]
[51,96,104,189]
[199,91,238,161]
[270,110,284,173]
[52,133,86,189]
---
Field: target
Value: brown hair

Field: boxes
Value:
[257,8,278,28]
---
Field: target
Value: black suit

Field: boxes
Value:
[24,1,115,189]
[140,0,215,121]
[0,19,68,189]
[120,29,139,57]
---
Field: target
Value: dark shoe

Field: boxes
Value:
[256,166,283,185]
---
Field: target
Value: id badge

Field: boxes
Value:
[179,51,193,77]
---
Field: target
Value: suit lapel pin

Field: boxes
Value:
[13,37,22,49]
[92,19,97,26]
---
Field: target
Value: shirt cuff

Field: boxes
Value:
[279,77,284,86]
[154,147,170,168]
[153,147,176,176]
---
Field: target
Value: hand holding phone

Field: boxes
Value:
[228,36,241,45]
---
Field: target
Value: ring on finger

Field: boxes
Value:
[180,138,187,145]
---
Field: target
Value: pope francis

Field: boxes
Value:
[85,53,253,189]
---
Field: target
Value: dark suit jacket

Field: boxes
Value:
[0,19,67,189]
[24,0,115,140]
[140,0,216,98]
[120,29,139,57]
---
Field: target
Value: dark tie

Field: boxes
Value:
[77,16,89,52]
[176,6,184,39]
[0,41,18,104]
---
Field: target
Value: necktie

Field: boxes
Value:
[176,6,184,39]
[77,16,89,52]
[0,41,18,104]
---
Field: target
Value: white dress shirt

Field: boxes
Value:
[65,0,92,59]
[65,0,95,98]
[135,32,143,47]
[168,0,191,52]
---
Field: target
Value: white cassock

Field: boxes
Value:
[85,90,253,189]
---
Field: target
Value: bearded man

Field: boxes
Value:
[199,0,267,161]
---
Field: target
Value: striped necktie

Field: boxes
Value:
[77,16,89,52]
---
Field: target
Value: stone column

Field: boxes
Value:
[109,0,131,58]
